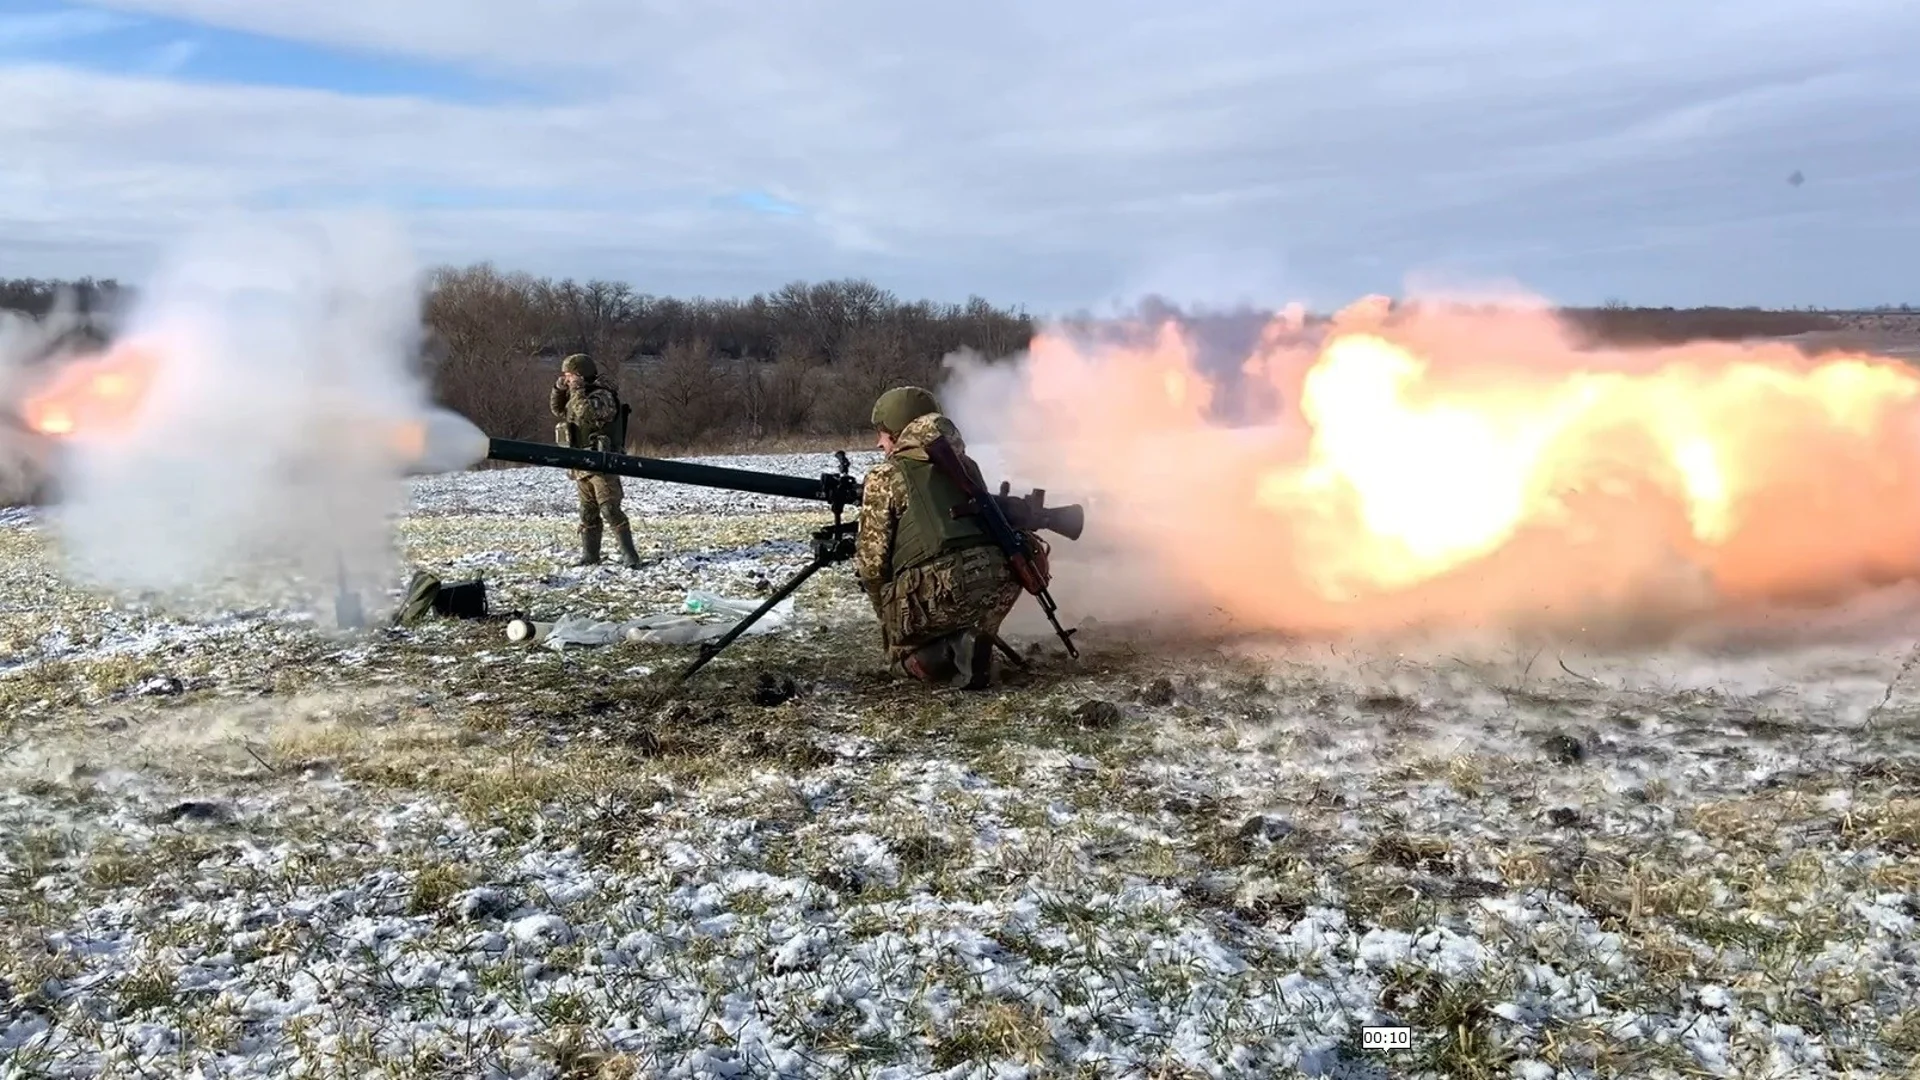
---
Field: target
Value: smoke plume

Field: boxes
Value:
[942,293,1920,649]
[4,214,486,622]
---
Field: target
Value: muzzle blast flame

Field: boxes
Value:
[17,340,484,473]
[944,296,1920,642]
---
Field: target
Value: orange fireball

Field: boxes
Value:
[17,341,436,467]
[1252,331,1920,600]
[21,344,160,441]
[984,300,1920,634]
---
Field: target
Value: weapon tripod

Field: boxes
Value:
[679,453,1029,680]
[681,451,858,679]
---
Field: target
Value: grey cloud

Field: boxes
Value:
[10,0,1920,309]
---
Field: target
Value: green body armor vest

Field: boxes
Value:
[890,453,994,574]
[556,385,630,454]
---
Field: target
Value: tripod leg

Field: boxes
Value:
[680,557,827,679]
[987,633,1028,668]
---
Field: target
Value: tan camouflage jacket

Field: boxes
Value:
[854,412,971,608]
[551,380,620,443]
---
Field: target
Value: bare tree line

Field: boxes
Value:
[0,277,128,317]
[420,265,1039,450]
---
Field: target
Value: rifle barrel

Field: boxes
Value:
[485,438,852,504]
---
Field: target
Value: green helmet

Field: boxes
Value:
[561,353,597,379]
[871,385,940,434]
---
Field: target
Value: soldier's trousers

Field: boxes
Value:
[875,545,1022,665]
[573,473,629,531]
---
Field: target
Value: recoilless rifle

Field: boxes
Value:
[481,437,1086,679]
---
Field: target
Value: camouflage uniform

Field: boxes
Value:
[854,389,1023,689]
[550,353,641,567]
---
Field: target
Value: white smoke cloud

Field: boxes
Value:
[15,213,485,623]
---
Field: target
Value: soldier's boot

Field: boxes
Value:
[899,637,961,684]
[612,523,642,569]
[948,630,996,691]
[575,527,603,566]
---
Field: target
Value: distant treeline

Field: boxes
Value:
[3,271,1914,451]
[420,266,1036,449]
[0,277,128,319]
[1559,303,1859,348]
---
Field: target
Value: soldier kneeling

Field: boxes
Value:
[852,386,1023,690]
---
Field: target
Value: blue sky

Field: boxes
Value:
[0,0,514,101]
[1,0,1918,312]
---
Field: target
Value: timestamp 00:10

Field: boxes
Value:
[1361,1026,1414,1051]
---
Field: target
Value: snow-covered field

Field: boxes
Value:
[3,454,1919,1079]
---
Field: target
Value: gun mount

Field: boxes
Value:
[965,481,1085,543]
[679,520,859,679]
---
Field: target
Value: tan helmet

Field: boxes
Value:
[871,385,939,434]
[561,353,597,379]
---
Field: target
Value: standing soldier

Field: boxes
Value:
[853,386,1024,690]
[550,353,641,568]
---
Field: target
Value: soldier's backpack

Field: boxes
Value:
[392,571,490,627]
[614,400,631,452]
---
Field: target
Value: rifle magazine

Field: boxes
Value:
[1028,533,1053,590]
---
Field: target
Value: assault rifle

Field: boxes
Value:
[481,436,1084,678]
[923,435,1079,658]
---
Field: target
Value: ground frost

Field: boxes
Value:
[2,462,1919,1078]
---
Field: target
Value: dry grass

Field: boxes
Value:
[5,501,1919,1078]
